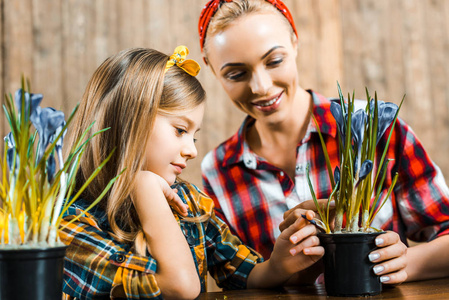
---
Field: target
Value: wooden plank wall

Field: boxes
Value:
[0,0,448,189]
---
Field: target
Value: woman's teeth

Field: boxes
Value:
[258,96,279,107]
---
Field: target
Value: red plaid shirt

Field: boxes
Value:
[202,90,449,259]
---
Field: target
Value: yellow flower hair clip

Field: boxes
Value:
[165,45,201,76]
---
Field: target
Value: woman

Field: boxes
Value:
[199,0,449,284]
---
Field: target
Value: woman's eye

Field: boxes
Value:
[267,58,283,67]
[226,70,246,81]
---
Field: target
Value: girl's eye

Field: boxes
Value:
[176,128,187,136]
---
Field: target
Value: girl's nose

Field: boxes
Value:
[181,139,197,159]
[249,68,272,96]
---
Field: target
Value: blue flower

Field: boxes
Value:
[54,121,66,150]
[355,159,373,188]
[359,159,373,180]
[4,132,15,148]
[334,166,341,187]
[14,89,43,119]
[330,101,347,145]
[46,154,56,183]
[351,109,367,154]
[4,132,17,171]
[370,100,399,144]
[30,107,65,162]
[50,121,66,170]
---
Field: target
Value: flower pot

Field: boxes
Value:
[0,245,67,300]
[318,232,382,297]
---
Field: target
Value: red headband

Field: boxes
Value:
[198,0,298,52]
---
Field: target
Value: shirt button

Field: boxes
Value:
[116,254,126,263]
[243,153,257,169]
[296,164,304,174]
[186,236,196,246]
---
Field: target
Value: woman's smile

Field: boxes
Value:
[252,91,283,112]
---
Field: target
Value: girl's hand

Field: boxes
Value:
[132,170,200,298]
[279,199,335,232]
[368,231,408,284]
[247,211,323,288]
[134,171,188,217]
[270,210,324,277]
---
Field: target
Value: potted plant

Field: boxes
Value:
[0,78,120,300]
[306,83,403,296]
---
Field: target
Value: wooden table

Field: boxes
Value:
[198,277,449,299]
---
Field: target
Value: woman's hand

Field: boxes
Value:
[134,171,188,217]
[368,231,408,284]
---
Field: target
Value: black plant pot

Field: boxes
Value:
[0,245,67,300]
[318,232,382,297]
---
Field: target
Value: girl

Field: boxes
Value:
[199,0,449,285]
[60,46,323,300]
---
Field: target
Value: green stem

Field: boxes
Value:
[361,210,370,232]
[334,207,344,233]
[349,210,360,232]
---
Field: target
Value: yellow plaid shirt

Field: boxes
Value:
[61,182,263,299]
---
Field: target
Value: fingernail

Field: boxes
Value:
[290,235,298,243]
[373,265,384,274]
[329,200,336,207]
[375,238,384,246]
[369,253,380,262]
[317,273,325,284]
[380,276,390,283]
[303,248,310,254]
[290,248,296,256]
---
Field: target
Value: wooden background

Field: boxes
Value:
[1,0,448,189]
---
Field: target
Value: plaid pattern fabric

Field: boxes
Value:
[60,182,262,299]
[202,90,449,259]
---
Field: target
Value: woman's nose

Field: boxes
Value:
[249,69,271,96]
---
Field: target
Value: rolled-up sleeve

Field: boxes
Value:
[205,209,263,289]
[393,121,449,243]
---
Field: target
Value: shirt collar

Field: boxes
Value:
[220,116,252,167]
[221,90,337,168]
[70,198,110,230]
[310,90,338,138]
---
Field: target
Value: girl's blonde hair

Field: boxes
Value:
[203,0,296,56]
[66,48,205,253]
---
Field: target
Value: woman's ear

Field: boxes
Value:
[202,56,209,66]
[202,55,217,75]
[292,35,299,57]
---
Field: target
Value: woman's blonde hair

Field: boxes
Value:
[66,48,205,253]
[203,0,296,56]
